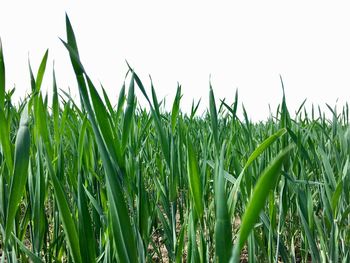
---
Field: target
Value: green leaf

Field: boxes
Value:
[78,172,96,263]
[35,49,49,92]
[44,145,82,263]
[331,180,343,215]
[244,128,287,170]
[13,235,44,263]
[231,145,293,261]
[32,143,46,254]
[297,203,321,262]
[171,84,181,134]
[215,144,232,262]
[175,217,187,263]
[101,84,115,117]
[227,128,287,216]
[35,94,53,159]
[132,73,170,167]
[85,76,122,178]
[52,65,60,148]
[116,82,126,120]
[63,16,138,262]
[186,135,203,219]
[0,108,13,172]
[122,73,135,151]
[209,83,219,155]
[77,117,88,171]
[0,38,5,109]
[5,104,30,244]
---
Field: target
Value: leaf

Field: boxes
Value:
[175,217,187,263]
[0,38,5,109]
[209,82,219,155]
[171,84,181,134]
[32,143,46,253]
[187,135,203,219]
[331,180,343,215]
[5,104,30,244]
[77,117,88,171]
[78,172,96,263]
[297,203,321,262]
[231,145,293,261]
[63,15,138,262]
[215,144,232,262]
[244,128,287,170]
[132,72,170,167]
[13,235,44,263]
[122,73,135,151]
[0,108,13,172]
[207,160,236,184]
[44,145,82,263]
[35,94,53,159]
[116,82,126,120]
[35,49,49,92]
[101,85,115,117]
[52,65,60,148]
[227,128,287,216]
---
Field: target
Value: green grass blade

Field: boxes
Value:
[244,128,287,170]
[297,203,321,262]
[0,38,5,109]
[78,172,96,263]
[77,117,88,171]
[116,82,126,120]
[35,49,49,92]
[227,128,287,216]
[52,65,60,149]
[231,145,293,261]
[171,84,181,134]
[175,222,186,263]
[44,146,82,263]
[186,135,203,219]
[5,104,30,244]
[209,83,219,154]
[0,108,13,172]
[132,73,170,167]
[32,143,46,254]
[101,85,115,117]
[28,59,36,93]
[215,144,232,262]
[62,17,138,262]
[13,235,44,263]
[85,77,121,172]
[35,94,53,159]
[122,73,135,152]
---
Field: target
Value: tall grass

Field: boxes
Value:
[0,16,350,262]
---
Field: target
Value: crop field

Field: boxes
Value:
[1,16,350,263]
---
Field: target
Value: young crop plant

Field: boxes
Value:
[0,15,349,263]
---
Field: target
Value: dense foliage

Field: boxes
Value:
[1,16,350,262]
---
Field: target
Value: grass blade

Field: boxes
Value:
[0,38,5,109]
[231,145,293,261]
[0,108,13,172]
[44,146,82,263]
[5,104,30,244]
[122,73,135,152]
[186,135,203,219]
[35,49,49,92]
[209,82,219,154]
[215,144,232,262]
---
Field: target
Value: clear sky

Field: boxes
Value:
[1,1,350,121]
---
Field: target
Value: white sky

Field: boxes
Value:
[1,1,350,121]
